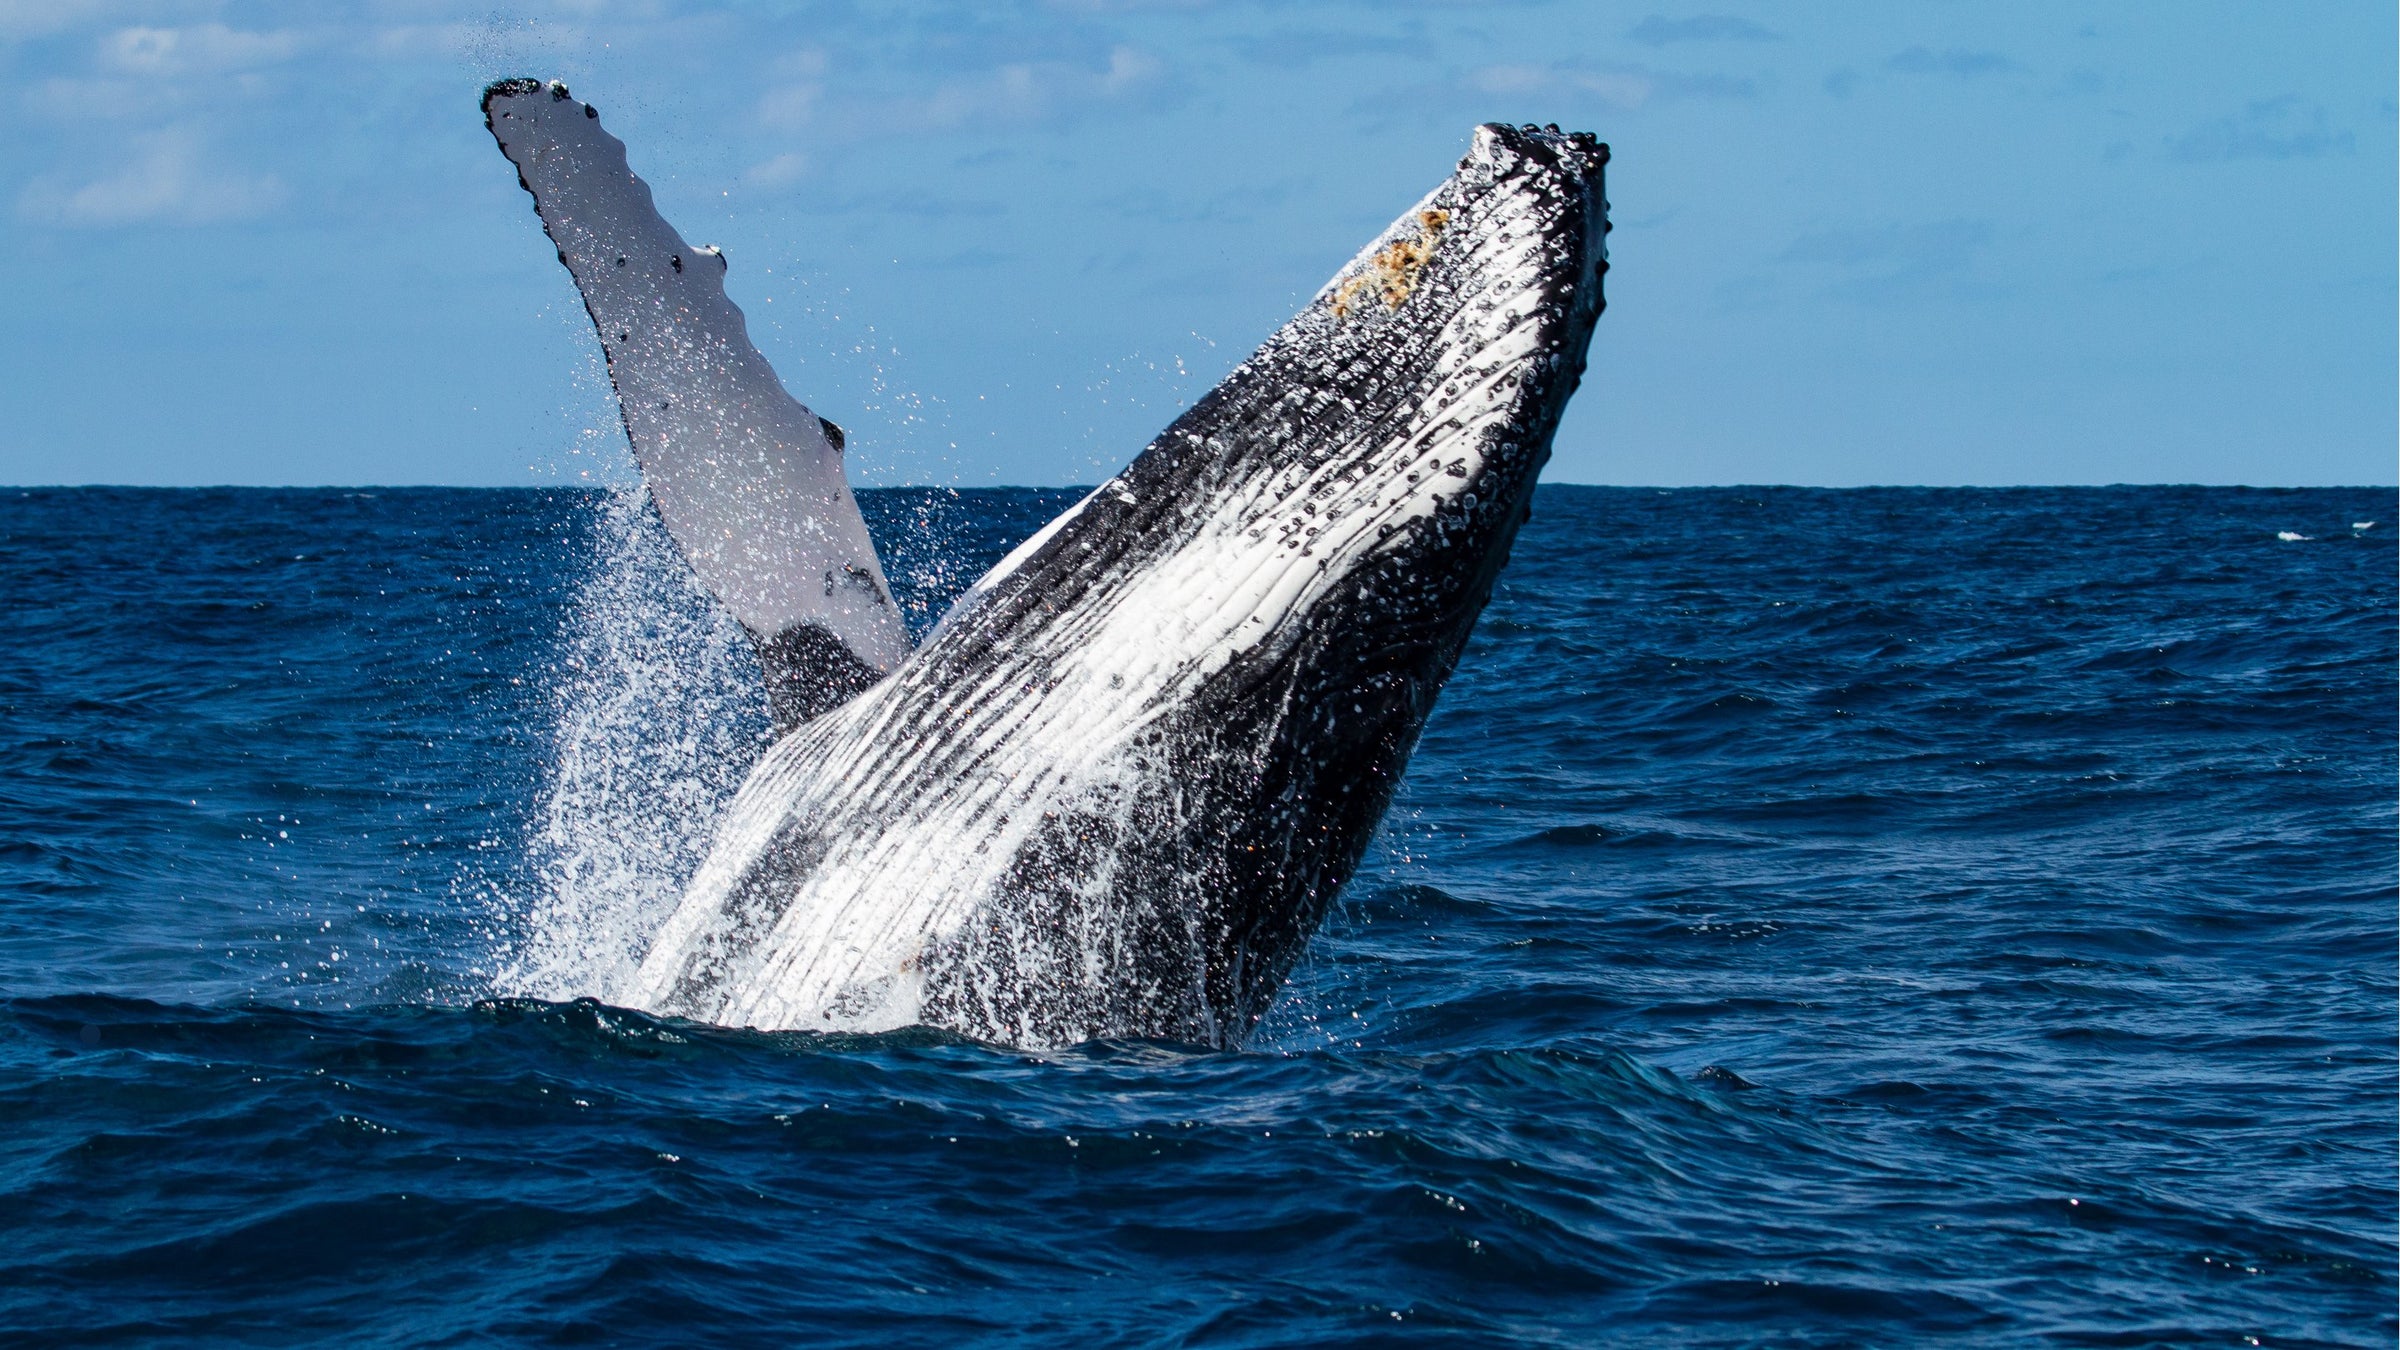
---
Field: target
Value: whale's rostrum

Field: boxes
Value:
[483,79,908,729]
[484,79,1608,1047]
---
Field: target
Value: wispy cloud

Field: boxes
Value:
[754,50,830,133]
[1101,177,1304,225]
[1227,28,1415,70]
[1043,0,1217,11]
[363,21,493,61]
[1784,220,1991,266]
[905,46,1165,128]
[912,246,1012,270]
[761,45,1169,140]
[1627,14,1779,46]
[0,0,127,42]
[810,189,1007,219]
[1830,46,2015,97]
[20,73,153,120]
[18,21,312,121]
[744,151,809,189]
[2167,96,2353,162]
[18,127,285,226]
[1471,60,1753,110]
[1885,47,2016,77]
[1769,218,1997,303]
[97,22,306,75]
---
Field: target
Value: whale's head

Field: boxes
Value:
[1188,120,1610,670]
[951,122,1607,637]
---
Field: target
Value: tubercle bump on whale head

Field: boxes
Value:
[1451,120,1609,292]
[1463,122,1610,174]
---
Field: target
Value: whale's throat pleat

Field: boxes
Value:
[623,122,1609,1048]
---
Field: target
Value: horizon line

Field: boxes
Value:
[4,481,2394,493]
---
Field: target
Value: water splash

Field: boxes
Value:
[491,484,1123,1026]
[494,488,768,1003]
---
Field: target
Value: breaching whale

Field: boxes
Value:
[484,79,1608,1048]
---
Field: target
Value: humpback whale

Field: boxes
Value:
[484,79,1608,1048]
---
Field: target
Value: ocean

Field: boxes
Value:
[1,484,2391,1346]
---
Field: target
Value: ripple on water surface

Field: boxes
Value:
[0,485,2390,1346]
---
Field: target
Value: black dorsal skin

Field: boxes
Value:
[622,123,1609,1048]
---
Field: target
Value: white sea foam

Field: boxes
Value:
[493,488,766,1003]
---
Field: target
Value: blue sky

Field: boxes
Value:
[1,1,2391,487]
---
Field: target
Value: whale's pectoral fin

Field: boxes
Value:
[482,78,909,732]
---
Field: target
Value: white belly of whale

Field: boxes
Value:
[623,136,1600,1043]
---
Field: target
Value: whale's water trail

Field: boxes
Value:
[484,79,1609,1047]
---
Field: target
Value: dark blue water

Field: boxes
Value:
[2,485,2391,1346]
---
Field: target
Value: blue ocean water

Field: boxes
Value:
[0,484,2391,1346]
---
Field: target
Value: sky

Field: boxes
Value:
[0,1,2392,488]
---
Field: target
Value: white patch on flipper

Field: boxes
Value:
[485,81,908,673]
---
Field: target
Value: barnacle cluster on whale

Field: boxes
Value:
[484,78,1609,1046]
[1332,207,1451,320]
